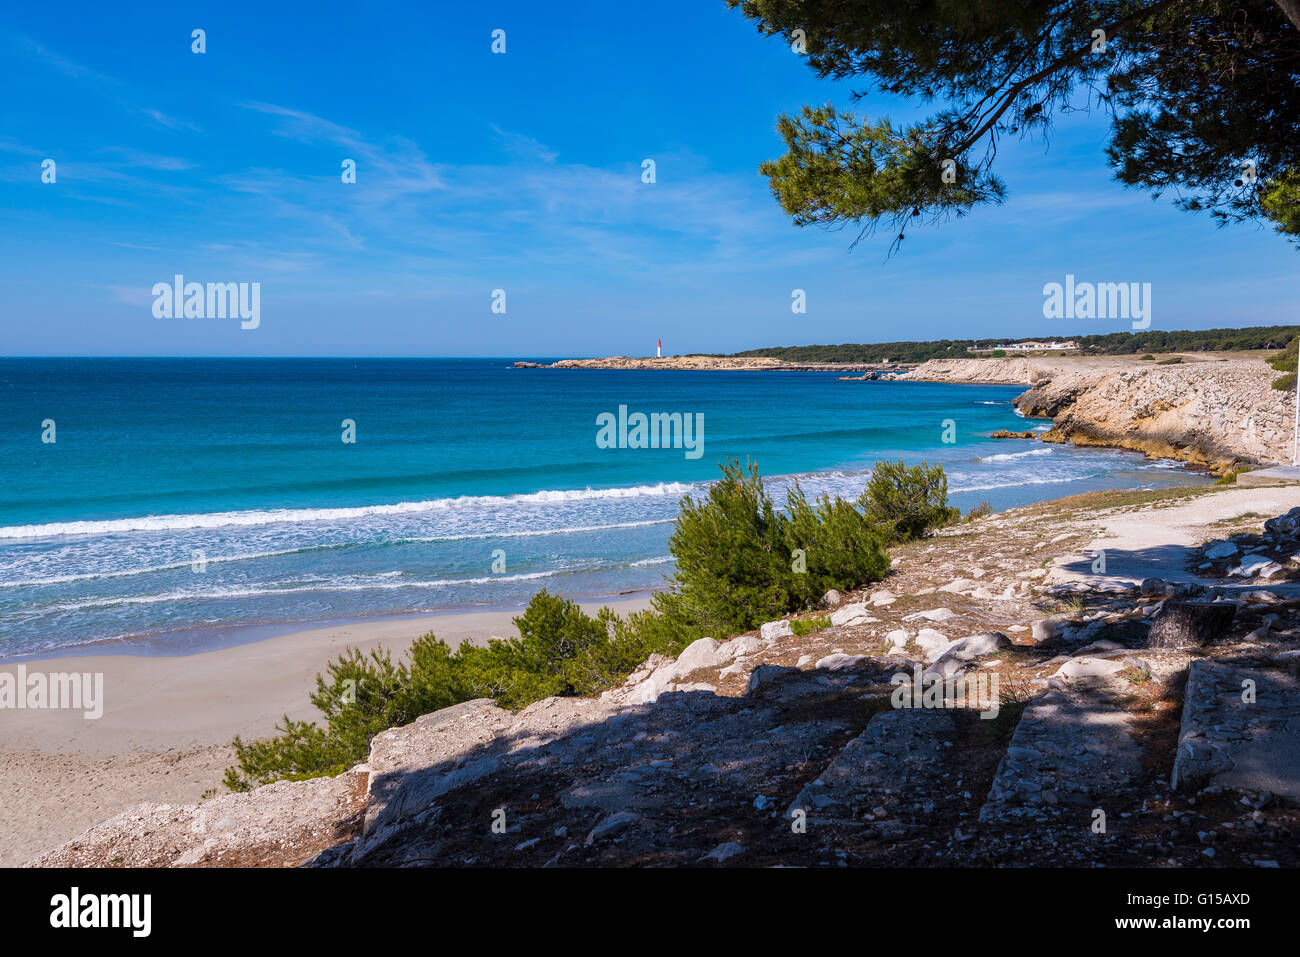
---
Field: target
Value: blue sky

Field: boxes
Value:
[3,0,1297,357]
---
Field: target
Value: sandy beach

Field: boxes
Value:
[0,595,653,866]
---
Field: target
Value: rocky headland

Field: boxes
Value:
[515,355,909,373]
[894,354,1292,475]
[31,482,1300,868]
[520,351,1291,474]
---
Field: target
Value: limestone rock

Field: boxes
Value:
[830,603,877,627]
[363,699,511,836]
[586,811,640,844]
[672,637,731,677]
[814,653,869,671]
[1052,656,1127,680]
[1204,541,1239,560]
[720,634,767,659]
[914,628,952,662]
[1264,506,1300,539]
[1229,554,1281,578]
[28,769,368,868]
[903,607,956,623]
[1171,660,1300,800]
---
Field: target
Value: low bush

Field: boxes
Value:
[654,459,890,635]
[1269,339,1297,390]
[860,459,961,543]
[791,615,831,636]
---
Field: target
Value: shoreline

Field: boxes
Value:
[1,591,659,664]
[25,477,1300,868]
[0,594,653,867]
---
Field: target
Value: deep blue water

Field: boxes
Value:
[0,358,1205,657]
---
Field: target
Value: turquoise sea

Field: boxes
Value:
[0,358,1206,657]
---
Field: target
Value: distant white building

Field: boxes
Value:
[967,340,1079,353]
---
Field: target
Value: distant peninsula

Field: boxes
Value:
[513,356,908,372]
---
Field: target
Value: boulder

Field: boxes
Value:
[1229,554,1281,578]
[814,653,869,671]
[903,607,956,623]
[924,632,1009,679]
[830,603,877,627]
[1052,656,1127,680]
[1204,541,1239,560]
[671,637,731,678]
[914,628,952,662]
[362,699,512,835]
[869,590,897,607]
[821,589,843,608]
[884,629,910,652]
[586,811,640,844]
[720,634,767,659]
[944,631,1011,660]
[1031,616,1063,643]
[759,619,793,641]
[1264,506,1300,539]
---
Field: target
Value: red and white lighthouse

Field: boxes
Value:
[656,338,662,359]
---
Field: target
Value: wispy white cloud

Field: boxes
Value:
[16,36,202,135]
[491,125,558,164]
[97,147,197,171]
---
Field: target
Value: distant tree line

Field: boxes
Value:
[728,326,1300,364]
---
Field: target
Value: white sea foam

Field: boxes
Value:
[0,519,677,588]
[976,448,1054,464]
[0,484,695,541]
[29,567,591,614]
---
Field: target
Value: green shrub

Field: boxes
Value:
[225,639,456,790]
[990,349,1007,358]
[656,459,889,635]
[1139,354,1155,361]
[964,501,994,522]
[790,615,831,636]
[1269,340,1297,390]
[1156,357,1183,365]
[1269,338,1298,372]
[860,459,961,543]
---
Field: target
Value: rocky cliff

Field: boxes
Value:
[898,356,1291,474]
[886,356,1056,384]
[1013,360,1290,474]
